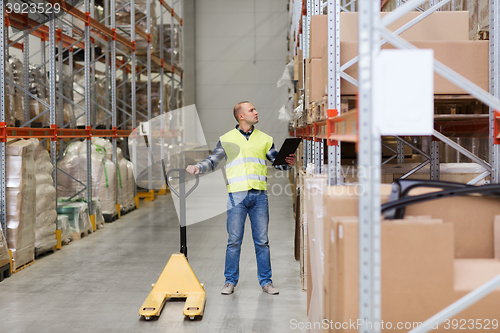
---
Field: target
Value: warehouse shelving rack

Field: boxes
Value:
[290,0,500,332]
[0,0,184,235]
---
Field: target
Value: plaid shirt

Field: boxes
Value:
[195,125,292,175]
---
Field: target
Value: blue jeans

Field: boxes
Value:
[225,189,272,287]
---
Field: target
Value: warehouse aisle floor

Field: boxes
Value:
[0,169,307,333]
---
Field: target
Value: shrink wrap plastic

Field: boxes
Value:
[304,176,327,333]
[9,56,25,124]
[56,215,72,244]
[57,141,117,216]
[6,139,35,269]
[59,197,105,227]
[155,24,180,67]
[74,73,107,127]
[115,0,157,54]
[126,161,136,210]
[30,140,57,253]
[117,148,129,210]
[0,226,10,265]
[5,59,16,126]
[57,201,92,235]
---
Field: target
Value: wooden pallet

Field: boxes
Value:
[35,247,56,260]
[61,237,72,246]
[95,221,105,230]
[0,263,11,282]
[12,260,35,273]
[103,212,119,223]
[72,227,93,241]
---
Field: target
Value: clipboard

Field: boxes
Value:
[272,138,302,166]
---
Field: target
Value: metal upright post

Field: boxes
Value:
[358,1,382,332]
[131,0,137,198]
[85,0,93,210]
[490,0,500,183]
[91,0,96,128]
[111,0,118,206]
[302,138,307,170]
[49,12,57,212]
[41,38,46,99]
[327,0,341,185]
[170,0,175,114]
[179,0,184,109]
[307,137,312,168]
[430,140,440,180]
[146,0,152,190]
[69,16,74,130]
[315,139,320,173]
[397,139,404,164]
[23,15,30,127]
[105,0,110,129]
[0,0,6,236]
[160,1,165,170]
[58,27,64,157]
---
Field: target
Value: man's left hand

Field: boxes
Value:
[285,154,296,167]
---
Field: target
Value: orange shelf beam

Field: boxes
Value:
[48,0,134,49]
[3,127,131,140]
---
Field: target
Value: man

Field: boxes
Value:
[186,101,296,295]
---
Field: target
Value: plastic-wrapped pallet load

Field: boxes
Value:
[59,197,105,230]
[57,141,118,218]
[4,59,16,126]
[91,137,113,160]
[56,215,72,245]
[6,139,36,270]
[29,139,58,254]
[9,56,25,125]
[126,160,136,210]
[115,0,157,54]
[57,201,92,239]
[117,148,129,212]
[0,226,11,280]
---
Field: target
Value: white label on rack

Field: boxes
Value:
[373,49,434,136]
[339,225,343,239]
[139,121,149,136]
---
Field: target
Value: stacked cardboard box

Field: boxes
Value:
[320,185,500,332]
[337,11,488,96]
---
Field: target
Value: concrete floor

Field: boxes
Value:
[0,169,307,333]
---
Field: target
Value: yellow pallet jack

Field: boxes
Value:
[139,169,206,321]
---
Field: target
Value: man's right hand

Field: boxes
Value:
[186,165,200,175]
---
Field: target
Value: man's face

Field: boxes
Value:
[239,103,259,125]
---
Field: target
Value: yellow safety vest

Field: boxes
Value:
[220,128,273,193]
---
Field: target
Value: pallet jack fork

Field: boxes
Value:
[139,169,206,321]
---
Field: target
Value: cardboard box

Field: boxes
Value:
[404,189,500,259]
[305,59,310,107]
[322,45,329,97]
[340,11,469,42]
[310,15,328,59]
[308,58,323,104]
[298,50,304,90]
[340,40,489,95]
[294,55,300,80]
[329,217,455,332]
[304,176,328,322]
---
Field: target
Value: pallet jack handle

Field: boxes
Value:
[165,169,199,259]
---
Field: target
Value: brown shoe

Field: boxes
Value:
[262,283,279,295]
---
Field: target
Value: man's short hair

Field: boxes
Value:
[233,101,249,122]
